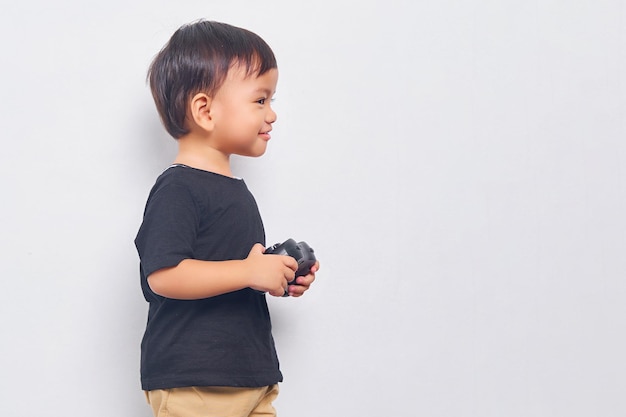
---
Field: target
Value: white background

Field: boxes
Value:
[1,1,625,416]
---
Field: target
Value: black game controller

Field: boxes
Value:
[265,238,316,296]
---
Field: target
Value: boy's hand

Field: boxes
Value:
[286,260,319,297]
[246,244,298,297]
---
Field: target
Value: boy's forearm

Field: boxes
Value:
[147,259,252,300]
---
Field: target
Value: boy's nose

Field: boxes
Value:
[267,107,277,124]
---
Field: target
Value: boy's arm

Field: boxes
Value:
[147,243,298,299]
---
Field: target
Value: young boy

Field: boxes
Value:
[135,20,319,417]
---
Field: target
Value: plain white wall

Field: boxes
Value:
[1,1,625,416]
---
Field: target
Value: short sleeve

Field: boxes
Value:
[135,183,200,279]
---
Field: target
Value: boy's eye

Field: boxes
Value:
[256,97,275,105]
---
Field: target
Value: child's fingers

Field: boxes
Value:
[287,284,308,297]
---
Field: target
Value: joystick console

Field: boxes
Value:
[265,238,316,296]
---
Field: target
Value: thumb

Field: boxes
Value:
[250,243,266,255]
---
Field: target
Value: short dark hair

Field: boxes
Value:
[148,20,277,139]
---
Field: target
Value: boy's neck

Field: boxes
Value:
[174,135,233,177]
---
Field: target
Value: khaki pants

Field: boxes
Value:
[145,384,279,417]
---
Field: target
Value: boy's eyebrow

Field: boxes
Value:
[253,87,276,95]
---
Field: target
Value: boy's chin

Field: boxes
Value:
[239,145,268,158]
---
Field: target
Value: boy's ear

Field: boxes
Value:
[188,93,215,132]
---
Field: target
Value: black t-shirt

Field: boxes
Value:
[135,165,283,390]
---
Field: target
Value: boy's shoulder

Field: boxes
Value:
[150,165,248,199]
[154,165,238,186]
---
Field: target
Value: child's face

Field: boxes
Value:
[209,65,279,157]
